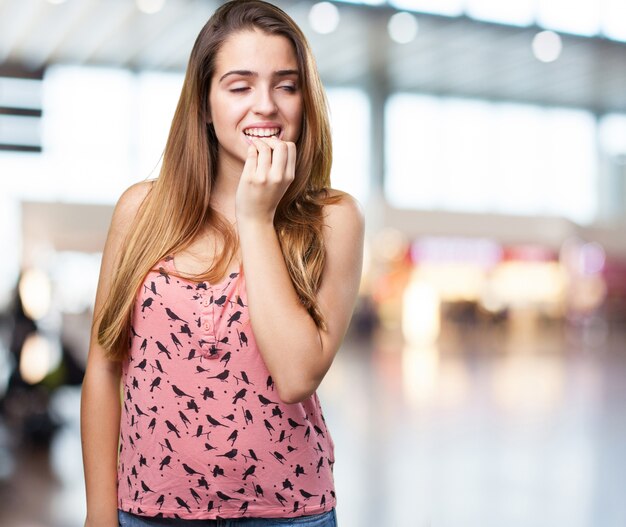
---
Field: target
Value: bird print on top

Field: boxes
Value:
[118,256,336,520]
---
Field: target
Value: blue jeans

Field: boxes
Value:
[118,509,337,527]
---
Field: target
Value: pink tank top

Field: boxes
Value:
[117,256,336,519]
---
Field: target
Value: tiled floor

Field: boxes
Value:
[1,318,626,527]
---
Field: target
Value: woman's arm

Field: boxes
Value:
[81,182,151,527]
[237,138,364,404]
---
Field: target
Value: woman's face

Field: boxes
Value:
[208,28,304,172]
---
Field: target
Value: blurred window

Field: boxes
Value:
[327,87,370,204]
[389,0,464,17]
[536,0,601,36]
[385,93,598,224]
[601,0,626,41]
[465,0,535,27]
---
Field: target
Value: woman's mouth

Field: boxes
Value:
[243,127,282,139]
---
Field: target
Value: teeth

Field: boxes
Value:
[244,127,280,137]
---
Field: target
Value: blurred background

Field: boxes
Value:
[1,0,626,526]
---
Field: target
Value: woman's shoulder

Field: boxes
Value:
[318,188,364,219]
[109,179,155,235]
[317,188,365,238]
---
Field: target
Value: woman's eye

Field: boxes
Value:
[230,87,249,93]
[279,85,297,92]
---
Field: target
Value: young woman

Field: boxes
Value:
[81,1,364,526]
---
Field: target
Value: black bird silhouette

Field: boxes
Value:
[141,481,155,493]
[150,377,161,392]
[194,425,206,438]
[190,487,202,504]
[258,394,278,406]
[263,419,275,435]
[196,365,210,373]
[222,413,236,422]
[151,359,166,374]
[217,491,239,501]
[197,476,210,489]
[134,404,148,417]
[143,281,162,297]
[165,420,181,438]
[216,448,238,459]
[206,414,229,428]
[202,387,216,400]
[242,465,256,480]
[207,500,214,513]
[314,425,325,438]
[282,478,294,490]
[212,465,225,478]
[275,430,292,444]
[214,295,228,306]
[275,492,287,506]
[299,489,319,499]
[180,324,192,337]
[271,451,286,464]
[130,325,141,338]
[134,359,147,371]
[235,295,247,308]
[171,385,192,398]
[178,410,191,428]
[227,311,242,327]
[239,501,249,515]
[175,496,191,513]
[170,333,183,350]
[238,330,248,347]
[295,464,306,477]
[227,429,239,446]
[254,484,264,497]
[157,267,171,284]
[156,341,171,359]
[235,371,252,385]
[204,442,217,452]
[304,426,311,441]
[139,339,148,354]
[320,493,326,508]
[159,455,172,470]
[316,456,324,473]
[248,449,262,462]
[243,408,253,425]
[266,376,274,390]
[148,417,156,434]
[159,438,176,453]
[220,351,232,367]
[232,388,247,404]
[182,463,204,476]
[156,494,165,509]
[165,307,187,323]
[288,418,304,429]
[207,369,229,381]
[141,298,154,312]
[187,399,200,413]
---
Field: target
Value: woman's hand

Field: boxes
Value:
[235,136,296,224]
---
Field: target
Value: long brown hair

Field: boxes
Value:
[97,0,339,360]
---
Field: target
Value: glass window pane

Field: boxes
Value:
[327,87,370,204]
[536,0,600,36]
[389,0,464,17]
[385,93,598,224]
[465,0,536,27]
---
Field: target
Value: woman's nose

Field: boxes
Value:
[252,88,278,115]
